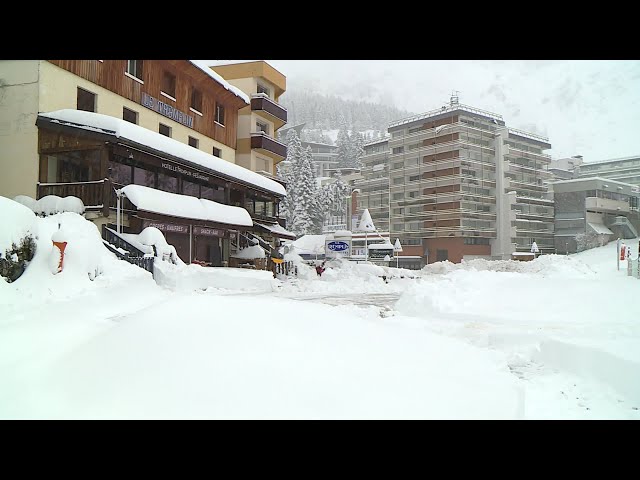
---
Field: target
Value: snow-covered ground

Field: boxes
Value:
[1,200,639,419]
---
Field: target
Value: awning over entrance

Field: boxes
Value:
[254,221,296,240]
[122,184,252,228]
[587,222,614,235]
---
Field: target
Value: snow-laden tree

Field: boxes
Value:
[335,116,351,169]
[277,129,304,229]
[290,146,318,235]
[350,129,365,169]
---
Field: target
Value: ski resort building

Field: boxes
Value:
[0,60,294,268]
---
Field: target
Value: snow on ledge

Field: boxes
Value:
[121,185,253,227]
[39,110,286,197]
[189,60,250,105]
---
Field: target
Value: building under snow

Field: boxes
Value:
[0,60,294,267]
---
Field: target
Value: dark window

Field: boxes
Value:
[108,161,132,185]
[40,149,101,183]
[436,249,448,262]
[157,172,177,193]
[159,123,172,137]
[213,147,222,158]
[409,175,420,182]
[182,180,200,197]
[77,87,96,112]
[191,88,202,112]
[215,103,225,125]
[126,60,143,80]
[188,136,199,148]
[257,84,270,96]
[201,186,214,201]
[123,107,138,124]
[134,167,155,188]
[392,146,404,154]
[161,71,176,98]
[256,121,269,134]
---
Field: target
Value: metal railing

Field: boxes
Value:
[102,226,154,275]
[389,104,503,129]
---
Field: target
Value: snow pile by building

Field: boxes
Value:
[231,245,266,260]
[14,194,85,216]
[0,196,37,254]
[153,261,278,293]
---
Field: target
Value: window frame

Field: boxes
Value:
[215,103,225,126]
[161,70,177,100]
[77,87,97,112]
[122,106,138,124]
[125,60,144,82]
[159,123,172,138]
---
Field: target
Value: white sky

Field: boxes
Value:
[266,60,640,163]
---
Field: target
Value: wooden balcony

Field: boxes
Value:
[251,94,287,129]
[251,132,287,162]
[37,180,107,211]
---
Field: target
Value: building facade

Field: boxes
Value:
[354,96,554,266]
[574,155,640,187]
[0,60,293,267]
[210,61,288,177]
[551,177,640,253]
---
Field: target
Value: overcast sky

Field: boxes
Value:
[264,60,640,163]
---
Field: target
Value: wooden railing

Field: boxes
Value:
[37,180,106,209]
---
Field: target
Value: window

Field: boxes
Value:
[215,103,225,125]
[182,180,200,198]
[436,249,448,262]
[134,167,155,188]
[191,88,202,113]
[123,107,138,124]
[257,84,270,96]
[157,172,178,193]
[188,136,199,149]
[464,237,490,245]
[108,161,132,185]
[256,121,269,135]
[409,175,420,182]
[126,60,143,81]
[213,147,222,158]
[161,71,176,99]
[159,123,172,137]
[393,192,404,200]
[40,150,101,183]
[77,87,96,112]
[256,156,270,173]
[392,146,404,154]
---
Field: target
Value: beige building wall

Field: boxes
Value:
[0,60,41,199]
[225,77,257,98]
[39,62,236,162]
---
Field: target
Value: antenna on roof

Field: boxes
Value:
[450,90,460,106]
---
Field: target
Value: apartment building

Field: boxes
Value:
[355,95,554,266]
[551,177,640,253]
[0,60,292,266]
[574,155,640,187]
[210,61,288,177]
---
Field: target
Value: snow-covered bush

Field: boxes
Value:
[17,195,86,217]
[0,235,37,282]
[138,227,183,265]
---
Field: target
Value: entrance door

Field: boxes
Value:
[436,249,448,262]
[210,238,222,266]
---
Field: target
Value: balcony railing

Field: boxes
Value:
[251,94,287,126]
[251,132,287,160]
[37,180,106,210]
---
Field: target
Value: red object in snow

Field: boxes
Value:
[53,241,68,272]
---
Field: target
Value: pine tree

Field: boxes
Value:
[278,129,304,230]
[335,116,351,169]
[350,130,365,169]
[290,146,317,236]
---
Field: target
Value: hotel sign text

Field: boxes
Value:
[141,92,194,128]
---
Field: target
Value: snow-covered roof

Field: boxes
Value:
[368,242,394,249]
[254,221,296,239]
[188,60,250,104]
[121,185,252,227]
[231,244,266,259]
[39,110,286,197]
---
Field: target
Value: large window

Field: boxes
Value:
[157,172,177,193]
[134,167,155,188]
[182,180,200,197]
[109,161,132,185]
[40,150,101,183]
[215,103,225,126]
[126,60,144,81]
[77,87,96,112]
[161,71,176,99]
[256,121,269,135]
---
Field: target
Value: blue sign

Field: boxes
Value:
[327,241,350,252]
